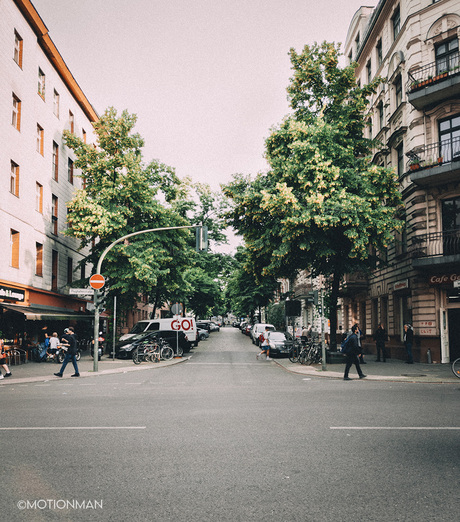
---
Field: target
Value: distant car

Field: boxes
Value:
[197,328,209,341]
[251,323,275,345]
[115,330,191,359]
[209,321,220,332]
[267,331,294,357]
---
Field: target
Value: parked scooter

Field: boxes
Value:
[91,333,104,361]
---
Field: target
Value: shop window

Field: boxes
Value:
[10,160,19,196]
[13,30,23,68]
[435,38,458,75]
[36,243,43,277]
[12,93,21,131]
[10,230,19,268]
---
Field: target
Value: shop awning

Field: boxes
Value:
[0,303,94,321]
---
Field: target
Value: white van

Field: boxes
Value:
[119,318,198,345]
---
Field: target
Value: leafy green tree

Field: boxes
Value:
[63,108,191,311]
[223,42,402,348]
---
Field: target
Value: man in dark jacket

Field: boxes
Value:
[404,324,414,364]
[54,327,80,378]
[374,323,387,362]
[343,325,366,381]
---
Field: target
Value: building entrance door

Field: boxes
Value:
[448,309,460,360]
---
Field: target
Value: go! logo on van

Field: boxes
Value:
[171,319,193,331]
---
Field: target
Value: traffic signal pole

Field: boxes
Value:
[92,224,204,372]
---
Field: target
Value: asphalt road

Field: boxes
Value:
[1,327,459,521]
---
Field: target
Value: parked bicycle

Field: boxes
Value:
[451,357,460,379]
[132,338,173,365]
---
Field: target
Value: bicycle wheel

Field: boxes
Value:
[132,349,141,365]
[451,358,460,379]
[160,345,174,361]
[289,347,298,363]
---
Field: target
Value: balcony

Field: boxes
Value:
[407,53,460,110]
[407,138,460,187]
[410,229,460,270]
[339,272,368,297]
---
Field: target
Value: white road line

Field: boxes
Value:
[0,426,146,431]
[330,427,460,430]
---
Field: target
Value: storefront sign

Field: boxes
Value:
[420,328,435,335]
[394,279,409,291]
[0,285,25,302]
[429,273,460,285]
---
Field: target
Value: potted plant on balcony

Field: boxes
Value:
[409,158,420,171]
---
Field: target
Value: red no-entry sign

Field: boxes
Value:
[89,274,105,290]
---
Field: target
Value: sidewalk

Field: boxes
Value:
[0,353,190,385]
[273,355,459,383]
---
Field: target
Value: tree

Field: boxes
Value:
[63,108,192,312]
[223,42,402,348]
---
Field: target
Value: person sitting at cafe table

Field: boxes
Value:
[0,339,12,379]
[47,332,60,360]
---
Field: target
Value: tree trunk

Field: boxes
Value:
[328,270,342,351]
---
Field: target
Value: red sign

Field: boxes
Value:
[171,319,193,331]
[89,274,105,290]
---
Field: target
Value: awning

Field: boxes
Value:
[0,303,94,321]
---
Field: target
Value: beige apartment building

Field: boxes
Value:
[0,0,99,343]
[340,0,460,363]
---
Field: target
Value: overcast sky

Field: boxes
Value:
[32,0,375,192]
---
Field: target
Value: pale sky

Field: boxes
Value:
[32,0,375,192]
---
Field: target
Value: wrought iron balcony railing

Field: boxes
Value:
[407,137,460,172]
[407,52,460,93]
[410,229,460,259]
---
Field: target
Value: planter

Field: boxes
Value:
[410,163,420,171]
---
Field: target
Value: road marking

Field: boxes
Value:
[330,427,460,430]
[186,362,260,365]
[0,426,146,431]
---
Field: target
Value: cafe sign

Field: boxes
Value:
[0,285,25,302]
[429,273,460,285]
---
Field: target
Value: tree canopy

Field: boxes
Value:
[223,42,402,347]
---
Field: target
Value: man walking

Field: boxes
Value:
[257,326,272,361]
[343,325,366,381]
[54,327,80,377]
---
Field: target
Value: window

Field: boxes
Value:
[38,68,45,98]
[36,243,43,277]
[36,124,44,155]
[80,262,85,281]
[392,6,401,41]
[348,50,353,65]
[68,158,74,184]
[67,257,73,284]
[52,195,58,235]
[36,182,43,213]
[53,90,60,117]
[395,225,407,256]
[69,110,74,133]
[52,141,59,181]
[439,114,460,162]
[441,197,460,255]
[435,39,459,75]
[13,30,23,68]
[378,101,384,130]
[394,75,402,107]
[10,230,20,268]
[355,33,360,55]
[82,129,87,143]
[10,160,19,196]
[396,143,404,177]
[12,93,21,131]
[52,250,58,291]
[367,60,372,83]
[376,39,383,67]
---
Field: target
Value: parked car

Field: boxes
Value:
[115,330,191,359]
[251,323,275,345]
[197,328,209,341]
[243,324,253,336]
[209,321,220,332]
[267,331,294,357]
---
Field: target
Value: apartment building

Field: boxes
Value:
[0,0,98,342]
[341,0,460,362]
